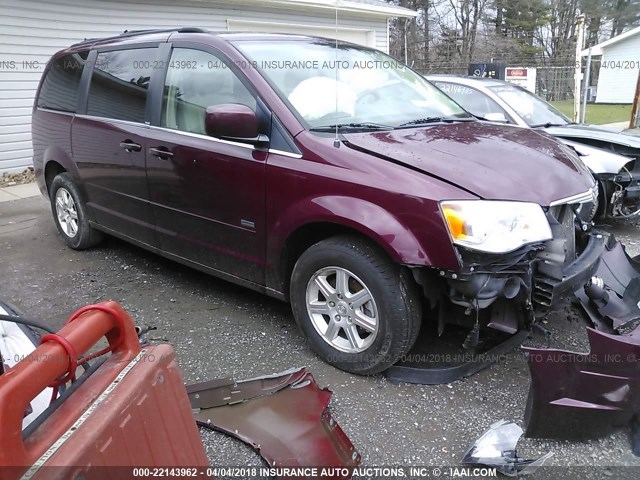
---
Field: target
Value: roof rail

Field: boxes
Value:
[71,27,207,47]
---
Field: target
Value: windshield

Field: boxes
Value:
[234,39,467,129]
[488,85,572,127]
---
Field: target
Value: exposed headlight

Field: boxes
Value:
[440,200,552,254]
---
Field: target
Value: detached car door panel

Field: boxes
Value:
[146,47,267,284]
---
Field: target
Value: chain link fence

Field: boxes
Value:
[414,55,598,104]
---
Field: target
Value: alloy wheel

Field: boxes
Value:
[55,188,79,238]
[305,266,379,353]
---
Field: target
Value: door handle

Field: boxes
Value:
[119,140,142,152]
[149,147,174,160]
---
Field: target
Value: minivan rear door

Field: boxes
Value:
[72,46,160,247]
[145,45,268,285]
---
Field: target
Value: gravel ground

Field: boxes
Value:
[0,167,35,187]
[1,194,640,479]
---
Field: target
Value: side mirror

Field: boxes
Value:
[484,112,509,123]
[204,104,269,147]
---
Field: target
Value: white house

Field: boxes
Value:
[0,0,416,174]
[581,25,640,104]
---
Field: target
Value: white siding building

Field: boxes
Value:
[0,0,416,173]
[582,25,640,104]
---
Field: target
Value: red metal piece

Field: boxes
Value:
[66,304,128,363]
[38,333,78,385]
[0,301,208,479]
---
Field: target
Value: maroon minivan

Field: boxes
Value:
[33,28,607,376]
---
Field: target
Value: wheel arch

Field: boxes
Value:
[44,160,66,195]
[41,144,79,196]
[268,195,446,298]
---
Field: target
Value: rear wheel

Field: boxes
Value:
[50,173,103,250]
[290,236,422,374]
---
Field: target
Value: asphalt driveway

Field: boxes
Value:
[2,194,640,479]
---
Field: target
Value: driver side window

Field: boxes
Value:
[161,48,256,135]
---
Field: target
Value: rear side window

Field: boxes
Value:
[37,52,88,112]
[87,48,155,123]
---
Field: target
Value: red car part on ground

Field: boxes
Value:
[0,302,361,479]
[0,302,208,480]
[187,367,361,479]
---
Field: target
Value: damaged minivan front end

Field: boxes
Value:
[393,174,640,444]
[397,182,640,444]
[393,184,606,371]
[436,187,604,331]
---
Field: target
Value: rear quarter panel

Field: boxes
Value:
[31,109,77,197]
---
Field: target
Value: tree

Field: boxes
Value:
[609,0,640,37]
[501,0,550,60]
[386,0,639,73]
[389,1,434,69]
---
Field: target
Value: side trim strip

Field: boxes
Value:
[74,113,146,129]
[35,107,74,116]
[73,114,302,157]
[269,148,302,159]
[147,124,256,150]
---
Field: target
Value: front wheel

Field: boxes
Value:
[290,236,422,374]
[49,173,103,250]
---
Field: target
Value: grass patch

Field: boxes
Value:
[549,100,632,125]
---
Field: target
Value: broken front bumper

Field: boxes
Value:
[525,239,640,440]
[533,231,607,310]
[389,228,612,385]
[525,326,640,439]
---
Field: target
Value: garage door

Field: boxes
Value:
[227,19,374,47]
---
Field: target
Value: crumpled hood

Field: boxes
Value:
[343,122,595,206]
[545,124,640,150]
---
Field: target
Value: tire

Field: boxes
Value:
[49,173,103,250]
[290,236,422,375]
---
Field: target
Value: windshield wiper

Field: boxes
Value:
[530,122,570,128]
[397,116,474,128]
[309,122,393,132]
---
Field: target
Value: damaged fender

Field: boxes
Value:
[186,367,360,479]
[524,238,640,440]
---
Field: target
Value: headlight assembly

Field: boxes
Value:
[440,200,552,254]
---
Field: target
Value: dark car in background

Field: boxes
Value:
[428,75,640,220]
[33,28,610,377]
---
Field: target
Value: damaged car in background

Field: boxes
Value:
[32,30,640,446]
[428,75,640,221]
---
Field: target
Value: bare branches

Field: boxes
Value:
[387,0,640,71]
